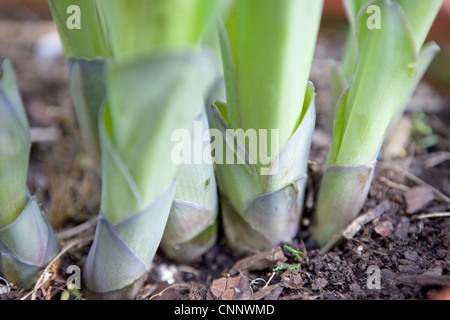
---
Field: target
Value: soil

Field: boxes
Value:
[0,17,449,301]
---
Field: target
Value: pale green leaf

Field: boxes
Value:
[173,110,218,212]
[67,57,107,165]
[312,162,375,246]
[83,214,147,294]
[98,103,142,225]
[0,59,30,226]
[328,63,349,133]
[103,49,217,223]
[220,0,323,149]
[331,87,351,165]
[0,193,59,288]
[48,0,108,58]
[341,0,373,78]
[84,181,175,295]
[95,0,217,59]
[335,0,416,166]
[344,0,373,27]
[162,199,218,261]
[221,176,307,252]
[341,26,359,80]
[396,0,443,52]
[207,104,262,214]
[264,83,316,193]
[386,41,440,142]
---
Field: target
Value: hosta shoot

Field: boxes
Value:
[79,0,218,298]
[312,0,443,247]
[0,59,59,288]
[209,0,323,252]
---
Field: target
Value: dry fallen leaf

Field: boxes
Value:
[210,274,251,300]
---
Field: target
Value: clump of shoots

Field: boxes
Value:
[74,0,219,299]
[312,0,443,247]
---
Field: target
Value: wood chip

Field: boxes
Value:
[311,278,328,290]
[395,216,410,240]
[229,246,287,276]
[378,163,450,205]
[210,274,251,300]
[280,273,303,290]
[404,186,435,214]
[374,220,394,237]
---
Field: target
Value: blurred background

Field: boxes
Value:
[0,0,449,229]
[1,0,449,88]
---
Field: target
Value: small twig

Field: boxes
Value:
[416,212,450,220]
[56,217,98,240]
[148,283,189,300]
[177,265,199,276]
[263,272,276,289]
[379,176,409,191]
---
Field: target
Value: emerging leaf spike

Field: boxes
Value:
[313,0,442,247]
[0,59,60,288]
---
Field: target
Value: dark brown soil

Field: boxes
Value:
[0,17,449,301]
